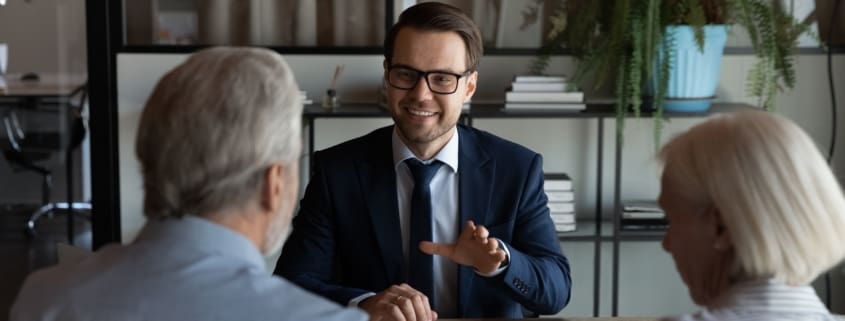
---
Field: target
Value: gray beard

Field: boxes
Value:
[261,211,291,257]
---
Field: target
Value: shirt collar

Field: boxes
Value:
[708,278,829,314]
[392,126,459,173]
[135,215,266,271]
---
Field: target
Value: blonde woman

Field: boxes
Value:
[658,110,845,321]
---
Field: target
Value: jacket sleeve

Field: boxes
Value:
[494,154,572,315]
[273,151,369,306]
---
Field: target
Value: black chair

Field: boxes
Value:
[1,84,91,241]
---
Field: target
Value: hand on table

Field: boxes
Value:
[361,283,438,321]
[419,220,507,274]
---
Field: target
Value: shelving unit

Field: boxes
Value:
[302,102,755,317]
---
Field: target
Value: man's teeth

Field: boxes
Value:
[409,109,435,116]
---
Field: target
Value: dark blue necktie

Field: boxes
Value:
[405,158,442,306]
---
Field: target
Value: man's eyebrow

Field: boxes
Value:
[390,63,462,75]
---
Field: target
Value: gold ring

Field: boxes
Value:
[393,295,404,305]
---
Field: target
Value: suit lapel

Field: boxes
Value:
[356,126,404,284]
[456,125,494,316]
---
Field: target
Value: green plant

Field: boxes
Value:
[532,0,812,144]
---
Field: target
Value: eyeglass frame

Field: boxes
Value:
[386,64,473,95]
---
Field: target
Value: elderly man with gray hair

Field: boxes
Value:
[10,47,368,321]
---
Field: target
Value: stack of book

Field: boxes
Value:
[544,173,576,232]
[621,201,667,231]
[505,75,585,111]
[300,91,313,105]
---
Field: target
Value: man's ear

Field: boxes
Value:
[261,164,285,214]
[383,59,389,79]
[463,71,478,103]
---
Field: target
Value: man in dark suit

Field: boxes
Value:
[275,2,571,320]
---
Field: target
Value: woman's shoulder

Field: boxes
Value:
[663,309,841,321]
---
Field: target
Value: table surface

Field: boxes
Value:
[438,317,660,321]
[0,73,86,97]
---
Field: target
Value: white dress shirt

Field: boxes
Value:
[666,279,840,321]
[393,127,461,317]
[11,216,367,321]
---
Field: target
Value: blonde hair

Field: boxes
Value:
[659,110,845,285]
[136,47,302,219]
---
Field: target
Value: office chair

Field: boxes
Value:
[1,84,91,240]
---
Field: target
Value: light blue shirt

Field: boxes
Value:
[11,216,368,321]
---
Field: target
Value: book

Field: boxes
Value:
[544,173,572,191]
[548,202,575,213]
[510,82,568,92]
[513,75,567,83]
[506,91,584,103]
[555,223,577,232]
[299,91,313,105]
[505,102,586,111]
[546,191,574,202]
[622,211,665,220]
[551,213,575,224]
[623,201,662,212]
[620,219,668,231]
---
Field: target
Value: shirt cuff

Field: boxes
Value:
[348,292,377,307]
[474,239,511,278]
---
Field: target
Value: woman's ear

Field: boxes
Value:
[709,206,732,251]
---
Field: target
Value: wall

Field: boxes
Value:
[115,52,845,317]
[0,0,87,74]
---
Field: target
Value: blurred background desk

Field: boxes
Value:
[0,73,86,101]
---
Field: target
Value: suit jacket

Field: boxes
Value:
[276,125,571,318]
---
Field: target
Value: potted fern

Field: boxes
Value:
[533,0,811,142]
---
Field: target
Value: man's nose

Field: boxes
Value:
[408,76,435,100]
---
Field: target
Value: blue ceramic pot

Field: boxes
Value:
[649,25,728,112]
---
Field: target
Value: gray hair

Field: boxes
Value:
[659,110,845,285]
[136,47,302,220]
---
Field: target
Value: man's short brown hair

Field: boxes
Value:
[384,2,483,72]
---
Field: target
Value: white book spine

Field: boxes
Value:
[504,102,586,111]
[511,82,568,92]
[550,213,575,224]
[554,223,577,232]
[548,202,575,213]
[506,91,584,103]
[546,191,575,202]
[513,75,567,83]
[544,180,572,191]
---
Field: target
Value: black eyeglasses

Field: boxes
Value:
[386,65,471,95]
